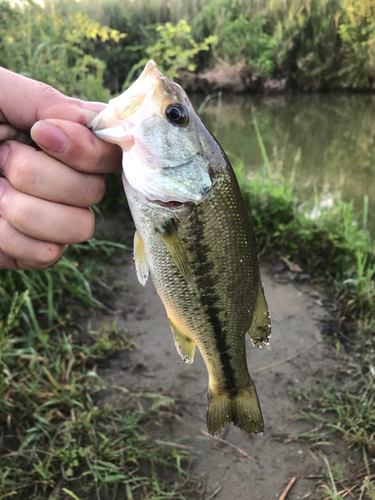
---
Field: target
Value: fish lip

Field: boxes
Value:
[87,61,160,138]
[87,116,134,136]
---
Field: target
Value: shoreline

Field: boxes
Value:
[178,61,375,95]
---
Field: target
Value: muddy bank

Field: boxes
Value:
[178,60,289,94]
[179,60,375,94]
[90,251,347,500]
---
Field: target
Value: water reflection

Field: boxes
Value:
[195,93,375,219]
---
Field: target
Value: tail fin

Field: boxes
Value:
[206,382,264,436]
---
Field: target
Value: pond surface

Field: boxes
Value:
[195,93,375,226]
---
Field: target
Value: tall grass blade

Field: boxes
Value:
[363,195,369,231]
[24,296,46,344]
[250,104,270,180]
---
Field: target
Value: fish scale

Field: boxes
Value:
[126,164,265,430]
[88,60,271,436]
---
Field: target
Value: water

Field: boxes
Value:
[195,93,375,222]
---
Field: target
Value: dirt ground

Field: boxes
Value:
[94,251,337,500]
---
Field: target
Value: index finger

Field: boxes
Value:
[0,67,105,129]
[0,68,121,173]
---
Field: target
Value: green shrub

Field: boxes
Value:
[0,1,124,100]
[125,19,217,85]
[338,0,375,89]
[217,15,278,76]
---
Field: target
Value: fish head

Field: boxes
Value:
[88,60,213,215]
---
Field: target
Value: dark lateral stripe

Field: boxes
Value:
[188,209,237,392]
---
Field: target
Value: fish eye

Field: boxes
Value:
[165,103,188,126]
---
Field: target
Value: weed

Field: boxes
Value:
[38,0,375,91]
[321,455,345,500]
[0,321,196,499]
[235,105,375,320]
[124,20,217,86]
[0,235,197,498]
[244,107,375,498]
[295,325,375,499]
[0,241,111,339]
[0,2,124,101]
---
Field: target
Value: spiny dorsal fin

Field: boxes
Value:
[169,318,195,364]
[157,219,191,283]
[248,285,271,347]
[133,230,149,286]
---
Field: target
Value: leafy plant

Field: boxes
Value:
[217,15,279,76]
[0,320,194,499]
[0,2,125,100]
[124,20,217,85]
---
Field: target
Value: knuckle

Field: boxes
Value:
[79,174,106,206]
[37,243,63,266]
[7,150,38,192]
[35,83,63,112]
[39,83,60,100]
[86,142,102,172]
[87,175,106,206]
[0,185,16,219]
[33,81,74,122]
[74,209,95,243]
[12,198,30,232]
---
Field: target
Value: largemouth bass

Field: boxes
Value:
[88,61,271,436]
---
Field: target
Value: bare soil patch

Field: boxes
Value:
[87,249,345,499]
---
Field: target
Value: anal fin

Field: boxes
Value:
[248,285,271,347]
[157,219,191,283]
[169,318,195,364]
[134,230,149,286]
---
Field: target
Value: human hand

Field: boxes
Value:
[0,68,121,271]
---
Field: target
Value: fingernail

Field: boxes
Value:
[30,120,68,153]
[0,144,10,170]
[81,101,107,112]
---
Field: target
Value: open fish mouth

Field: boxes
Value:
[88,59,212,210]
[156,200,184,209]
[87,60,159,140]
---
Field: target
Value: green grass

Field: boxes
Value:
[1,137,374,498]
[0,240,198,499]
[297,321,375,444]
[291,324,375,498]
[236,162,374,315]
[233,106,375,320]
[0,239,122,338]
[0,317,196,500]
[233,107,375,499]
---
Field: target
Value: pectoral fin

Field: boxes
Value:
[169,318,195,364]
[133,230,149,286]
[248,286,271,347]
[157,219,191,283]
